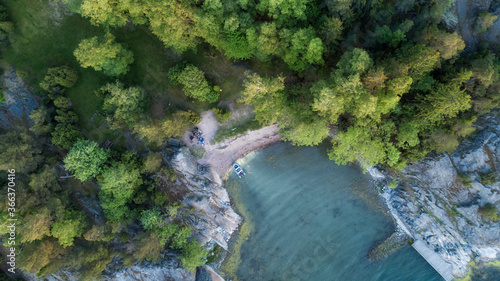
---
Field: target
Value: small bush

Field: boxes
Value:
[479,172,497,186]
[478,203,499,222]
[119,233,129,243]
[475,11,498,33]
[185,110,201,124]
[388,180,398,189]
[143,152,163,173]
[458,172,472,187]
[213,107,231,122]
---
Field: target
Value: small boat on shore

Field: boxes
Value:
[233,163,246,178]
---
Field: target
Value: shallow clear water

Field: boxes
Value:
[224,143,443,281]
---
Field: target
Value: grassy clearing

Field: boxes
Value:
[214,118,262,143]
[2,0,260,148]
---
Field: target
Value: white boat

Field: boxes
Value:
[233,163,246,178]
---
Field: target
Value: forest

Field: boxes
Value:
[1,0,500,279]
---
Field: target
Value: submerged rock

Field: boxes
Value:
[372,113,500,278]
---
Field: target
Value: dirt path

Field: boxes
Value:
[181,111,281,179]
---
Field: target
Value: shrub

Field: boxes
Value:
[479,171,497,186]
[40,66,78,98]
[388,180,398,189]
[475,11,498,34]
[213,107,231,122]
[168,63,219,102]
[458,172,472,187]
[478,203,499,222]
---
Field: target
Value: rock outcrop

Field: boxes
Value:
[372,113,500,278]
[0,69,39,130]
[171,147,243,251]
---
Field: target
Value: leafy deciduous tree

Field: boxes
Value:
[63,139,110,182]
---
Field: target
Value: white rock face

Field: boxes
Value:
[171,147,243,250]
[106,261,195,281]
[380,114,500,278]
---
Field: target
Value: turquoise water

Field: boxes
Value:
[224,143,443,281]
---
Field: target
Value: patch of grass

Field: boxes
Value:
[214,118,262,143]
[479,171,497,186]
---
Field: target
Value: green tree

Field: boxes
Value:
[321,17,343,48]
[51,209,88,247]
[328,126,387,168]
[257,0,312,21]
[420,26,465,60]
[81,0,129,27]
[133,231,163,263]
[83,224,113,242]
[98,161,143,222]
[0,130,42,174]
[51,123,84,150]
[74,32,134,76]
[336,48,373,75]
[239,72,287,125]
[143,152,163,173]
[19,207,53,243]
[169,64,219,102]
[140,207,164,231]
[281,27,325,71]
[417,74,472,125]
[63,139,110,182]
[171,226,192,249]
[18,238,67,275]
[40,66,78,98]
[100,81,147,129]
[30,106,54,136]
[475,11,498,33]
[64,242,114,280]
[180,239,209,272]
[134,111,196,145]
[254,22,281,59]
[311,72,372,123]
[398,44,440,80]
[143,0,200,53]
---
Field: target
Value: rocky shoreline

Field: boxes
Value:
[369,112,500,279]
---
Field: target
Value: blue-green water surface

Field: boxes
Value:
[224,143,443,281]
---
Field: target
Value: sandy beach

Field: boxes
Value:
[181,111,282,179]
